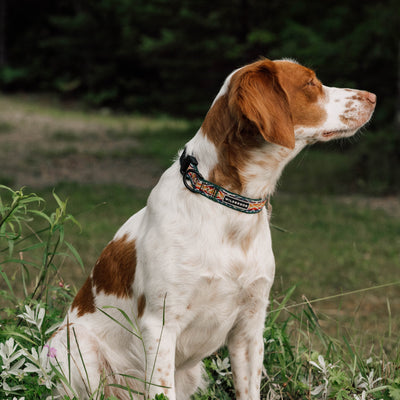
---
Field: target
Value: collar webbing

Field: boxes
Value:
[179,149,268,214]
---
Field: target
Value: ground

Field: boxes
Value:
[1,94,399,218]
[0,94,164,189]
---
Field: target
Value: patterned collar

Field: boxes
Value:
[179,149,268,214]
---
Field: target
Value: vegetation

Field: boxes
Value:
[0,98,398,400]
[0,185,399,399]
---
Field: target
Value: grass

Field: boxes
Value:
[0,94,399,398]
[0,121,13,134]
[0,185,398,398]
[35,183,400,357]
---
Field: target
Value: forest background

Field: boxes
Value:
[0,0,399,194]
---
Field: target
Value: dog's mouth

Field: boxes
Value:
[322,128,354,138]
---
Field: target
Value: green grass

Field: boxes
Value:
[0,95,399,398]
[0,121,13,134]
[279,145,357,194]
[271,194,400,297]
[29,182,399,361]
[1,178,399,400]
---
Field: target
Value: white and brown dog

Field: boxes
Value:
[49,58,376,399]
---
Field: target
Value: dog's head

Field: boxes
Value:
[202,58,376,150]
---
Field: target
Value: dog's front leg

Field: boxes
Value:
[227,311,266,400]
[141,316,177,400]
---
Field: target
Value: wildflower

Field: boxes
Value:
[2,380,25,392]
[210,356,232,385]
[18,304,45,331]
[309,354,335,399]
[44,344,57,358]
[0,338,26,389]
[23,346,55,389]
[0,338,25,371]
[354,370,382,391]
[211,356,231,377]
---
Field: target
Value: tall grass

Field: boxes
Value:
[0,185,399,399]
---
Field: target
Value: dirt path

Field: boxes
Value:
[1,94,399,218]
[0,95,163,189]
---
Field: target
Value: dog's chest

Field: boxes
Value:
[170,246,273,367]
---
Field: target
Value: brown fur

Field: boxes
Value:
[201,58,327,193]
[71,277,96,317]
[274,60,327,128]
[229,59,295,149]
[137,294,146,318]
[92,235,137,298]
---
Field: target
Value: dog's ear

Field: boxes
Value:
[229,60,295,149]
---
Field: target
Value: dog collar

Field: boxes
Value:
[179,149,268,214]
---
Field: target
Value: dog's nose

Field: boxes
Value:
[364,91,377,104]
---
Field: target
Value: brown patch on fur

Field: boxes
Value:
[92,235,137,298]
[201,95,235,147]
[274,60,327,129]
[137,294,146,318]
[229,59,295,149]
[340,114,358,125]
[201,59,296,192]
[71,277,96,317]
[202,95,250,192]
[345,101,354,108]
[200,59,330,194]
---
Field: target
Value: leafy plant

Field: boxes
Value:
[0,185,399,399]
[0,185,82,312]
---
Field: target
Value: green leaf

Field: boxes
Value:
[65,241,84,270]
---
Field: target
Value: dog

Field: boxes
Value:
[49,58,376,400]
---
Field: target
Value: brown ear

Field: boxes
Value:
[229,60,295,149]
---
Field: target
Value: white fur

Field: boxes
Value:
[49,60,375,400]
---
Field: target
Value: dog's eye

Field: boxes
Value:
[307,80,316,87]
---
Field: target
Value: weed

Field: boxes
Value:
[0,185,399,399]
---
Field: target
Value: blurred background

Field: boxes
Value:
[1,0,399,193]
[0,0,399,354]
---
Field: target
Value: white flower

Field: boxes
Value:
[23,346,55,389]
[310,383,326,396]
[1,379,25,392]
[309,355,335,400]
[211,356,232,377]
[309,354,334,374]
[354,370,382,392]
[18,304,45,331]
[0,338,26,377]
